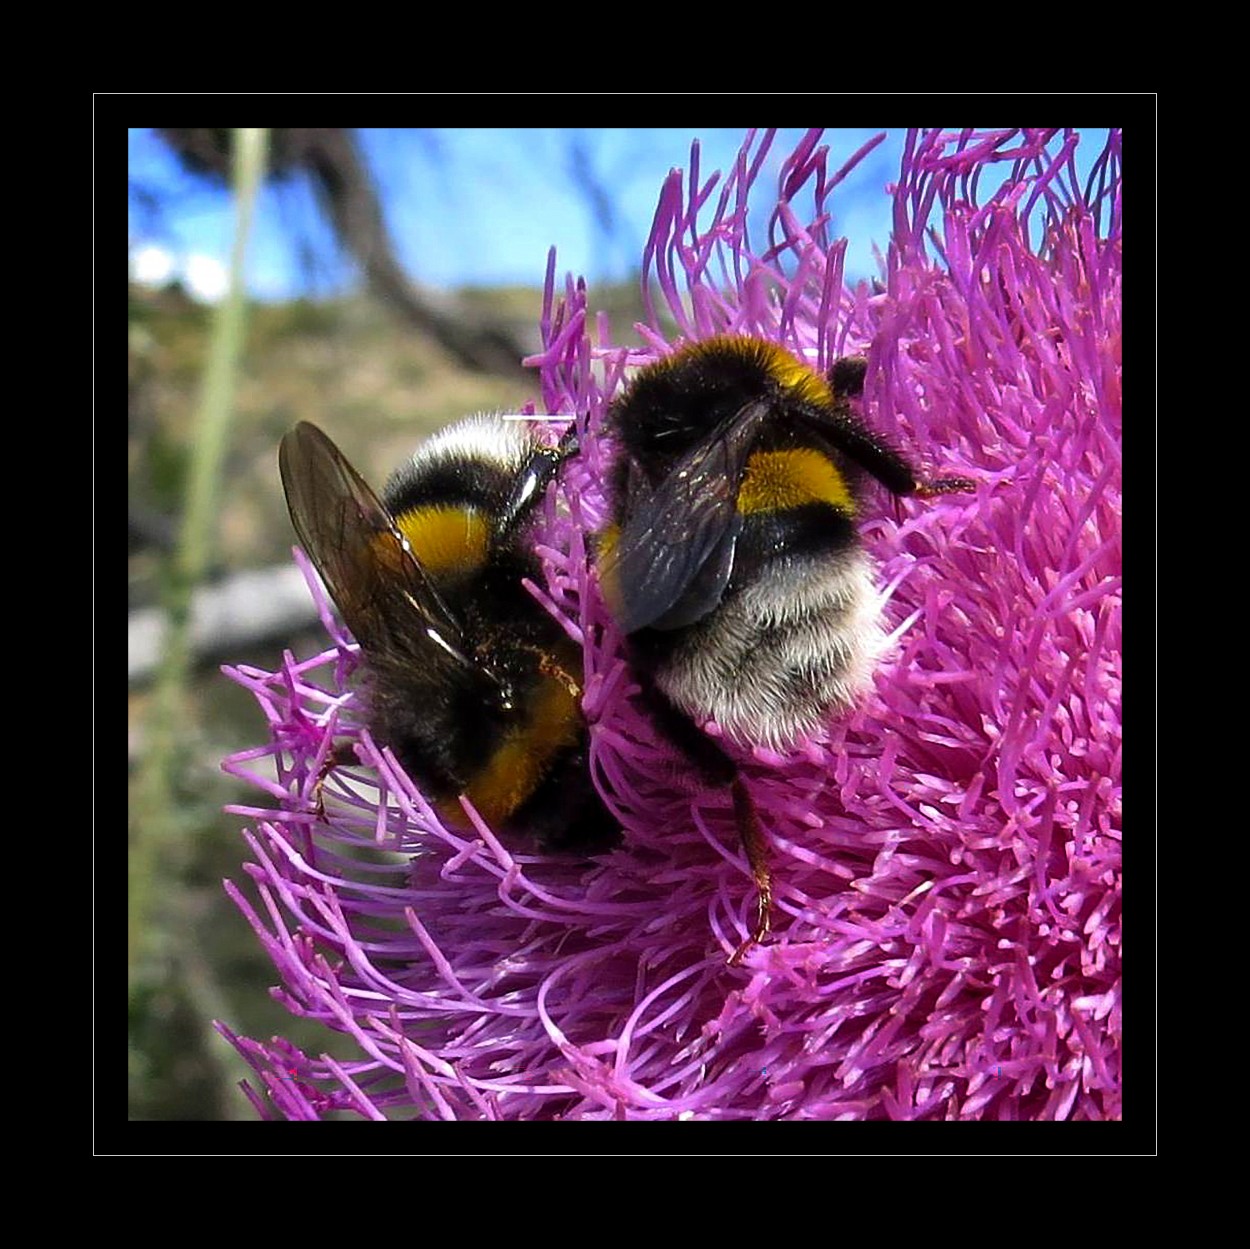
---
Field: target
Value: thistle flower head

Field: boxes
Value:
[221,128,1121,1120]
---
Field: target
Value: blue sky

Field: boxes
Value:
[127,128,1111,302]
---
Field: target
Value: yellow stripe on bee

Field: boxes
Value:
[442,656,584,828]
[736,448,856,517]
[394,506,490,574]
[596,523,622,618]
[737,337,834,407]
[666,335,835,408]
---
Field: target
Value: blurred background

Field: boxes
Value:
[126,125,1104,1120]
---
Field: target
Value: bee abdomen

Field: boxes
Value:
[656,549,884,750]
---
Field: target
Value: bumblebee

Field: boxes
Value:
[279,415,614,851]
[599,335,972,955]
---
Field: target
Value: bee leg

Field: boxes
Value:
[810,361,976,500]
[494,419,584,541]
[532,648,583,701]
[828,355,868,400]
[552,423,581,459]
[823,421,975,501]
[727,776,773,967]
[311,741,357,820]
[912,475,976,498]
[632,674,774,963]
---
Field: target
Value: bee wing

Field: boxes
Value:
[605,399,770,634]
[278,422,477,676]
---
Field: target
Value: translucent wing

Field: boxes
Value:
[278,422,480,679]
[604,400,770,634]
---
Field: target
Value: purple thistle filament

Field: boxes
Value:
[220,127,1121,1121]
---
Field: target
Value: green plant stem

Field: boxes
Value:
[129,129,269,990]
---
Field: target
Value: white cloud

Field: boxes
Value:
[131,244,176,286]
[183,254,229,303]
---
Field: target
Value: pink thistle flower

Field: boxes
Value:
[221,127,1121,1121]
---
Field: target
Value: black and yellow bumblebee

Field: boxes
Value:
[279,415,615,851]
[598,335,973,956]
